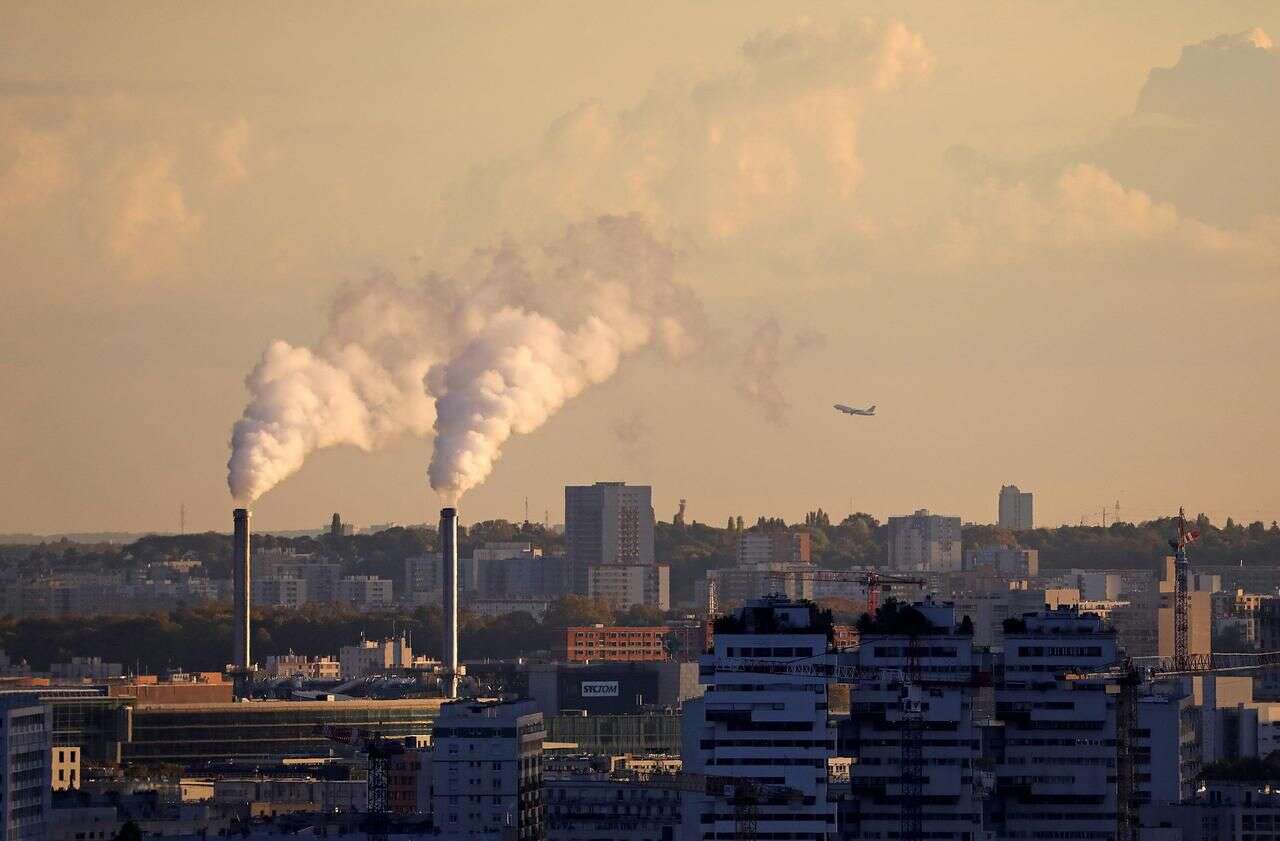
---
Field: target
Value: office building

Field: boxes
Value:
[887,510,962,572]
[545,777,682,841]
[528,661,702,716]
[682,596,837,841]
[736,531,811,566]
[842,599,983,841]
[1158,556,1214,660]
[0,693,52,841]
[430,699,544,840]
[998,485,1034,530]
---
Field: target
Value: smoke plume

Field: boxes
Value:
[228,215,702,503]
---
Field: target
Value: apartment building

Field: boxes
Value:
[888,510,962,573]
[682,596,837,841]
[842,599,983,841]
[430,699,545,840]
[993,609,1120,841]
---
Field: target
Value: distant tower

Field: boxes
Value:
[998,485,1034,531]
[674,499,687,527]
[330,513,342,537]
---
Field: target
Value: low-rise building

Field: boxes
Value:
[560,627,669,663]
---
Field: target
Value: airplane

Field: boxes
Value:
[834,404,876,416]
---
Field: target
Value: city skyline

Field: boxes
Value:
[3,3,1278,536]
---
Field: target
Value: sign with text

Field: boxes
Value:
[580,680,620,698]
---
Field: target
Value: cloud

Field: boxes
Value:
[211,117,251,188]
[0,119,75,217]
[450,18,931,247]
[96,148,204,280]
[0,97,251,281]
[935,163,1279,270]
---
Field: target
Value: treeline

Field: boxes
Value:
[0,595,662,673]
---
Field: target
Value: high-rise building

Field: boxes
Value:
[842,599,983,841]
[887,510,962,572]
[992,609,1119,840]
[682,596,837,841]
[565,482,655,568]
[0,692,52,841]
[430,699,544,840]
[998,485,1034,530]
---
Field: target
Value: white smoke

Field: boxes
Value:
[227,215,703,503]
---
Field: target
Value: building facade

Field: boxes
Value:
[565,483,655,568]
[560,627,670,663]
[682,597,837,841]
[736,531,811,566]
[0,693,52,841]
[888,510,963,572]
[430,699,545,840]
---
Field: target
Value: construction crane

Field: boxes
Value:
[763,568,926,617]
[1170,507,1200,672]
[316,725,407,816]
[605,770,802,840]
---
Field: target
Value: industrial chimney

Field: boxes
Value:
[440,506,459,698]
[232,508,252,671]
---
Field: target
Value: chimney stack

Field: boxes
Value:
[440,506,459,698]
[232,508,252,671]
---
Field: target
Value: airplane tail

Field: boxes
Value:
[869,405,876,413]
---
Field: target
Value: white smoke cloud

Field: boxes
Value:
[228,215,704,504]
[735,317,828,426]
[426,215,702,502]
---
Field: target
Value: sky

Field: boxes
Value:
[2,1,1278,534]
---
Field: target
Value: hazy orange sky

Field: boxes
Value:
[3,1,1278,534]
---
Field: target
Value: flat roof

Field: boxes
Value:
[135,699,449,712]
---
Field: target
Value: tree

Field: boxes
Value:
[115,821,142,841]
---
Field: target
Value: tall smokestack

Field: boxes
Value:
[440,506,459,698]
[232,508,252,671]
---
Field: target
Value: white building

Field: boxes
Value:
[430,699,544,840]
[262,654,341,680]
[998,485,1034,530]
[338,636,412,679]
[682,597,837,841]
[887,510,962,572]
[994,609,1119,841]
[49,658,123,682]
[0,693,52,841]
[843,599,983,841]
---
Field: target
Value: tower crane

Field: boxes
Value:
[316,725,406,817]
[764,568,926,617]
[1170,506,1200,672]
